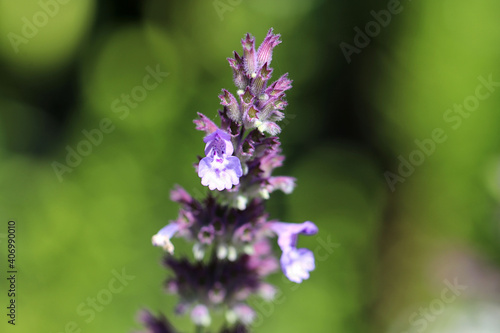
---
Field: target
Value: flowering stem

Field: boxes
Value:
[142,28,320,333]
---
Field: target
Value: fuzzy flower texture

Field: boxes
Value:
[140,29,318,333]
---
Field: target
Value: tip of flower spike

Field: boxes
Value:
[257,29,282,68]
[241,33,255,51]
[242,33,258,76]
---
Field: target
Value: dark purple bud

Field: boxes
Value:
[219,89,241,122]
[256,28,281,69]
[136,310,176,333]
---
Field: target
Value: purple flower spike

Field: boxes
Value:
[143,30,319,332]
[152,223,180,254]
[198,129,243,191]
[280,248,315,283]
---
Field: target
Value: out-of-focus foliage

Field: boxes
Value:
[0,0,500,332]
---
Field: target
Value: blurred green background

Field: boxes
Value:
[1,0,500,332]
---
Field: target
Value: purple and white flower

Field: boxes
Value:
[269,221,318,283]
[198,129,243,191]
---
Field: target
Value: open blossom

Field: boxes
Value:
[269,221,318,283]
[198,129,243,191]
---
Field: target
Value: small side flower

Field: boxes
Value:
[269,221,318,283]
[152,223,180,254]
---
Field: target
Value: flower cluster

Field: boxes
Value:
[139,29,318,332]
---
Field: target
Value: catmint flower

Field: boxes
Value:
[140,29,319,333]
[198,129,243,191]
[152,223,180,254]
[269,221,318,282]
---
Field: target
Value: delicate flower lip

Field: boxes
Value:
[152,223,180,254]
[198,155,242,191]
[280,248,315,283]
